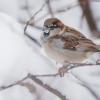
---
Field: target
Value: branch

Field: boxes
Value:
[29,74,67,100]
[46,0,54,17]
[0,62,100,99]
[68,62,100,70]
[24,1,47,47]
[0,73,68,100]
[0,62,100,90]
[55,3,79,14]
[23,1,80,47]
[70,71,100,100]
[24,2,46,34]
[79,0,100,37]
[0,75,28,91]
[90,0,100,2]
[24,32,41,47]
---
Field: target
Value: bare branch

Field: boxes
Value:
[0,62,100,90]
[46,0,54,17]
[68,62,100,70]
[23,1,80,47]
[0,62,100,99]
[24,1,46,34]
[29,74,67,100]
[90,0,100,2]
[0,75,28,91]
[79,0,100,37]
[71,71,100,100]
[55,3,79,14]
[24,32,41,47]
[24,1,46,47]
[0,73,68,100]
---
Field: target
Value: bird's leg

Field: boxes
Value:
[58,61,81,77]
[58,61,71,77]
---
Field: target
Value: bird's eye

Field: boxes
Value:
[47,24,58,30]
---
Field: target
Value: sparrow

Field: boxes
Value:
[40,18,100,75]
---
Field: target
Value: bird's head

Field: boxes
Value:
[42,18,65,38]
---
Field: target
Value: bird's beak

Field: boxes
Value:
[43,27,50,35]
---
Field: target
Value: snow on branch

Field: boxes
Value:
[0,62,100,100]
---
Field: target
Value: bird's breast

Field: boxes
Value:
[42,42,88,63]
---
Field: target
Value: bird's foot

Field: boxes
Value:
[58,64,71,77]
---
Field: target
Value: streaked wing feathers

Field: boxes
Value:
[51,34,100,52]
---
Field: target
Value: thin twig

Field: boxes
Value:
[90,0,100,2]
[24,2,46,34]
[24,1,46,47]
[31,73,59,77]
[0,62,100,99]
[55,3,79,14]
[24,32,41,47]
[23,1,79,47]
[79,0,100,37]
[46,0,54,17]
[19,20,42,30]
[29,74,67,100]
[34,2,79,23]
[0,62,100,89]
[68,62,100,70]
[0,62,100,90]
[0,73,68,100]
[0,75,28,91]
[70,71,100,100]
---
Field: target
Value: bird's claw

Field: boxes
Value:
[58,66,68,77]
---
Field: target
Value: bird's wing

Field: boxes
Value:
[51,34,100,52]
[65,26,86,38]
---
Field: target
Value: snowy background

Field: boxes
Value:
[0,0,100,100]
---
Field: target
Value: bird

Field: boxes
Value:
[40,18,100,76]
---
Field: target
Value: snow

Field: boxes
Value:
[0,0,100,100]
[0,12,56,100]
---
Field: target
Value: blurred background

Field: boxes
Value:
[0,0,100,100]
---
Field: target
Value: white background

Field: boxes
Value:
[0,0,100,100]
